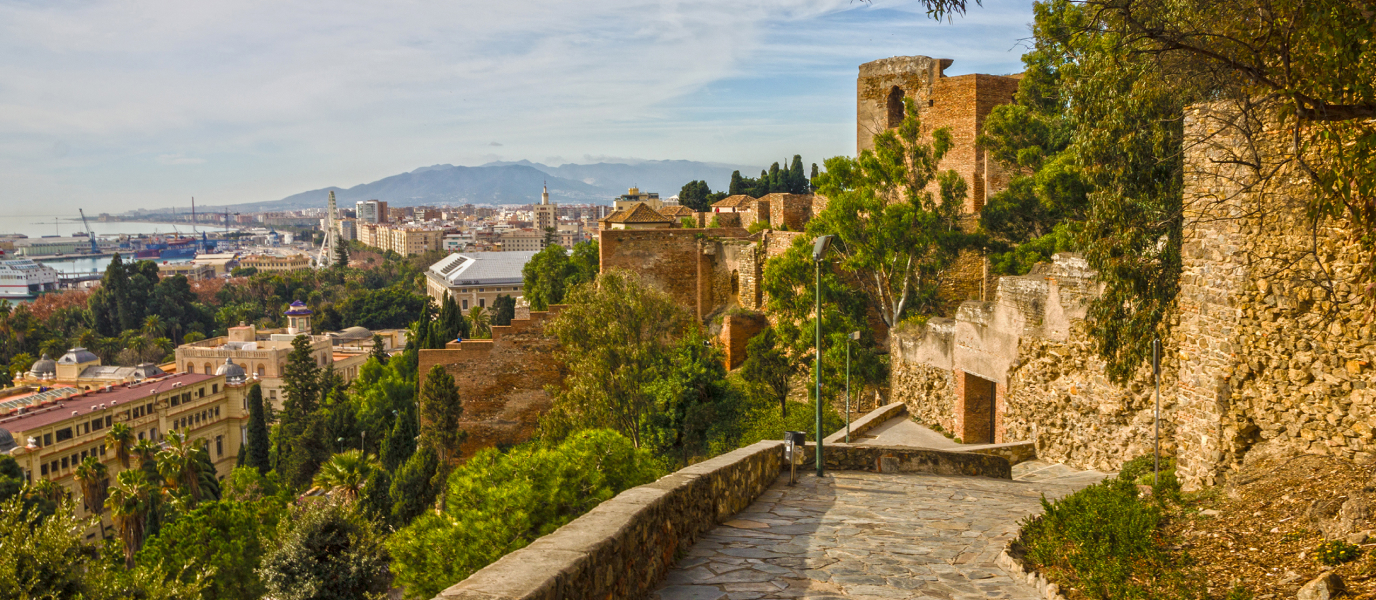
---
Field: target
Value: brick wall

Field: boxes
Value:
[417,307,566,460]
[599,228,752,323]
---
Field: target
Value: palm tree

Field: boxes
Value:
[126,335,150,364]
[312,449,378,502]
[75,456,109,516]
[132,438,162,485]
[106,423,135,471]
[142,314,164,338]
[157,431,204,506]
[77,328,99,351]
[468,306,490,338]
[106,469,153,569]
[39,338,67,360]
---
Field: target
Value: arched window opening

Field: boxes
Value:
[886,86,906,128]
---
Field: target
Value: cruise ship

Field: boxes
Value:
[0,257,60,299]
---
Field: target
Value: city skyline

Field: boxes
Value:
[0,0,1038,215]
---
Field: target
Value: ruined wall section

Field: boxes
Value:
[417,307,566,460]
[857,56,950,154]
[1178,105,1376,488]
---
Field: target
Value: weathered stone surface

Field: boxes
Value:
[654,463,1103,600]
[1297,572,1344,600]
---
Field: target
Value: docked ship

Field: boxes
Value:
[0,257,60,299]
[160,237,198,260]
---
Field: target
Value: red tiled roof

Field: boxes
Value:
[711,195,755,208]
[604,203,672,224]
[0,373,218,433]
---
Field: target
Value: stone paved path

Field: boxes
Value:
[652,460,1105,600]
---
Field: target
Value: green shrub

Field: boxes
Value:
[1021,477,1165,599]
[1314,540,1362,566]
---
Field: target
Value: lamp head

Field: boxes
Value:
[811,235,834,261]
[849,331,860,341]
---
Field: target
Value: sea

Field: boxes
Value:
[0,213,235,276]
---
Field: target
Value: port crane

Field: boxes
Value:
[78,209,99,254]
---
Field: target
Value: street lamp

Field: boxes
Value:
[846,330,859,443]
[811,234,833,478]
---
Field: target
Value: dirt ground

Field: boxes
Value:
[1166,453,1376,598]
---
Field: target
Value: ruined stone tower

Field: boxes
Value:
[857,55,1021,214]
[858,55,1022,306]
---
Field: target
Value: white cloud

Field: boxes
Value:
[155,153,206,165]
[0,0,1037,211]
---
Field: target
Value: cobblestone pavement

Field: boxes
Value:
[652,460,1105,600]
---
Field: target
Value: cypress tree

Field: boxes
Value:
[246,384,272,475]
[788,155,806,194]
[728,170,746,196]
[381,407,417,473]
[419,365,466,464]
[369,334,389,365]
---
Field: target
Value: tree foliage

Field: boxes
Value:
[245,384,272,476]
[541,270,693,449]
[257,499,390,600]
[137,498,285,600]
[387,429,658,599]
[677,180,729,212]
[810,97,972,325]
[521,240,598,311]
[419,365,466,463]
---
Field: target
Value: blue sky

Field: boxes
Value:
[0,0,1037,214]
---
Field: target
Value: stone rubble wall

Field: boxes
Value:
[1178,104,1376,486]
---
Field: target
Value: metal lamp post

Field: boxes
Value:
[846,330,859,443]
[811,235,833,477]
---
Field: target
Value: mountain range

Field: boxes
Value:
[181,159,760,213]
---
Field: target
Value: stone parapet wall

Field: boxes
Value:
[435,441,784,600]
[797,443,1012,479]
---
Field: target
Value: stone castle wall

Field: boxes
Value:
[891,104,1376,486]
[417,307,566,460]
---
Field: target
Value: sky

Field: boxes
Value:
[0,0,1038,215]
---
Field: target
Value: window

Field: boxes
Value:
[257,365,266,377]
[269,390,277,400]
[215,407,220,418]
[150,428,158,440]
[81,450,88,461]
[43,433,51,446]
[479,298,485,308]
[105,416,111,428]
[99,444,106,456]
[55,428,73,442]
[40,464,48,476]
[171,396,179,407]
[213,384,219,394]
[204,362,212,374]
[91,418,103,431]
[187,363,195,374]
[215,436,223,457]
[886,85,905,128]
[138,431,145,440]
[198,388,204,398]
[146,403,153,414]
[61,457,68,469]
[462,299,468,310]
[183,392,191,404]
[49,461,57,473]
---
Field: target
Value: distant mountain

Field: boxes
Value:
[480,159,757,198]
[172,159,762,215]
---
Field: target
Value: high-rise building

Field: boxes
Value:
[533,184,556,248]
[356,199,389,224]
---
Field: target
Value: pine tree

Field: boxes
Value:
[390,444,440,524]
[334,241,349,268]
[246,384,272,475]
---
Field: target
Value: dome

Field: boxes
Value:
[284,300,313,317]
[215,357,248,384]
[0,428,13,454]
[339,326,371,340]
[28,354,56,378]
[57,347,99,365]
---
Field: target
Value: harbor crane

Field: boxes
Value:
[78,209,99,255]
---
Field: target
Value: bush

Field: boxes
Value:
[257,499,390,600]
[1020,477,1173,599]
[386,430,658,599]
[1314,540,1362,566]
